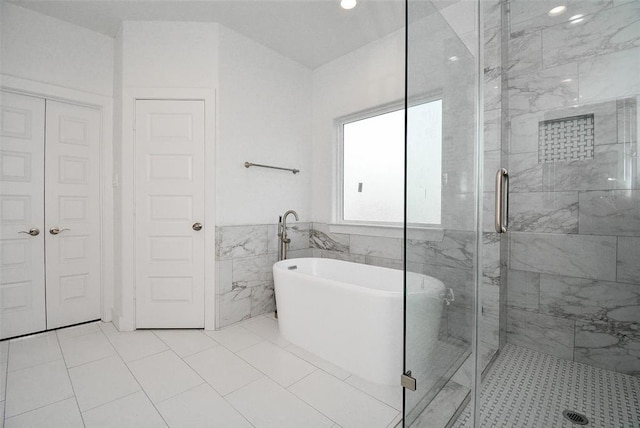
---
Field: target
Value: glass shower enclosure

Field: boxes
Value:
[403,0,640,426]
[404,0,485,426]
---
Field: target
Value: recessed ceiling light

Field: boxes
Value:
[548,6,567,16]
[448,56,459,62]
[561,78,573,83]
[569,15,585,24]
[341,0,357,10]
[569,14,584,20]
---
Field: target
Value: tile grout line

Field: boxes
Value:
[217,376,261,428]
[2,341,10,426]
[99,325,172,427]
[204,325,267,353]
[54,330,87,428]
[227,325,349,426]
[2,396,77,422]
[123,346,206,426]
[98,323,170,364]
[284,368,355,428]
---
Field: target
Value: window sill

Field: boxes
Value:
[328,223,445,241]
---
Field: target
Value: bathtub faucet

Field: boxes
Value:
[278,210,299,261]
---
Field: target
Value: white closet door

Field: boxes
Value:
[0,92,46,339]
[135,100,206,328]
[45,100,101,329]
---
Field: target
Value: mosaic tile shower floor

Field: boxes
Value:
[452,344,640,428]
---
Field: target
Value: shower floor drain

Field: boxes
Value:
[563,410,589,425]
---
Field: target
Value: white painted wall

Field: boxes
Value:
[112,26,125,327]
[216,25,313,226]
[121,21,219,89]
[310,13,458,224]
[113,21,219,330]
[311,30,405,223]
[0,3,114,96]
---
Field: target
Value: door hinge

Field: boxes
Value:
[401,371,416,391]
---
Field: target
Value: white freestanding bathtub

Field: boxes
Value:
[273,258,446,385]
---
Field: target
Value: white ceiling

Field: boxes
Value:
[7,0,436,69]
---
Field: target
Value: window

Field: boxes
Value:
[339,99,442,225]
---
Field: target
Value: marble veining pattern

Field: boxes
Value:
[309,224,349,253]
[542,2,640,68]
[507,270,540,312]
[504,0,640,383]
[216,225,268,260]
[617,236,640,284]
[250,284,276,317]
[482,233,501,287]
[406,230,475,270]
[575,320,640,376]
[579,190,640,236]
[542,143,636,191]
[579,47,640,103]
[216,224,310,328]
[216,259,233,295]
[507,309,575,360]
[218,287,252,326]
[508,63,579,116]
[267,222,311,254]
[509,99,618,155]
[484,109,502,152]
[508,30,542,76]
[539,274,640,321]
[232,254,276,290]
[509,0,614,35]
[216,221,499,361]
[510,232,617,280]
[508,153,543,192]
[349,235,402,260]
[617,97,637,144]
[508,191,579,233]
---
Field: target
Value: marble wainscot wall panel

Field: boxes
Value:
[215,223,312,328]
[506,0,640,376]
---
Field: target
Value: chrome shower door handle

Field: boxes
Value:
[49,227,70,235]
[495,168,509,233]
[18,228,40,236]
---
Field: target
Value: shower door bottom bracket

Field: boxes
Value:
[401,371,417,391]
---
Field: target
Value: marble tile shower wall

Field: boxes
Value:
[506,0,640,376]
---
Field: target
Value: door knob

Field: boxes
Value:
[192,222,203,231]
[50,227,70,235]
[18,228,40,236]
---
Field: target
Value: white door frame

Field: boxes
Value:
[119,87,216,331]
[0,74,114,325]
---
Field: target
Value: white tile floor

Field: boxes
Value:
[0,314,402,428]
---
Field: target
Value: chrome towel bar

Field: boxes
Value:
[244,161,299,174]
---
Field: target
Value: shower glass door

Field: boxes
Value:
[403,0,482,426]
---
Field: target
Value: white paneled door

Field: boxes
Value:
[135,100,206,328]
[0,92,102,339]
[45,100,101,329]
[0,92,46,338]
